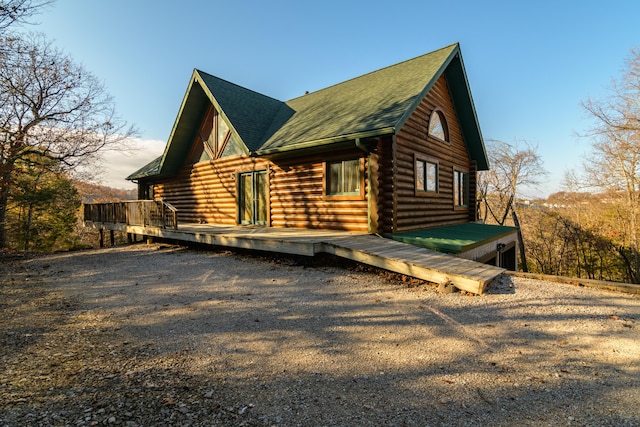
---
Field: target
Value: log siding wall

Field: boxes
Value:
[154,156,270,225]
[269,149,368,231]
[392,74,475,232]
[152,148,370,232]
[376,135,395,234]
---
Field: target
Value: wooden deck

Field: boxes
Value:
[84,221,506,294]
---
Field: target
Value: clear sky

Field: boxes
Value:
[31,0,640,195]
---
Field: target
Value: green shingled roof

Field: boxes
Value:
[197,72,288,152]
[258,44,456,155]
[128,43,488,181]
[127,155,161,181]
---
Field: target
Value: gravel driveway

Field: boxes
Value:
[1,243,639,426]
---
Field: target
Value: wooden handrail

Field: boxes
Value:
[163,202,178,229]
[83,200,178,229]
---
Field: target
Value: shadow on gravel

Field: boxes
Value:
[1,245,639,426]
[484,274,517,295]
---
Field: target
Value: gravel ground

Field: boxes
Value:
[1,243,639,427]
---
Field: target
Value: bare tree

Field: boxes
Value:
[581,47,640,282]
[0,0,51,34]
[0,33,136,247]
[583,48,640,137]
[478,139,547,271]
[478,139,547,224]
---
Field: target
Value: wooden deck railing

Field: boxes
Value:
[83,200,178,229]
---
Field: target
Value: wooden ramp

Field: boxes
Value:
[320,235,505,294]
[85,222,505,294]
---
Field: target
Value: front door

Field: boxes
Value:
[239,170,268,225]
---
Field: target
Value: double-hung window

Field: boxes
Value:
[326,159,362,197]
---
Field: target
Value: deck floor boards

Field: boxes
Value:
[86,221,505,294]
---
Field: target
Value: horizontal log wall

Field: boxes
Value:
[269,149,369,232]
[393,74,474,232]
[152,149,370,232]
[154,156,269,225]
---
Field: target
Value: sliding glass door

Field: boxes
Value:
[239,170,267,225]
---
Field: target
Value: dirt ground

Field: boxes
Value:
[1,243,639,427]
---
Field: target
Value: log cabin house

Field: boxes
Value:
[123,43,517,269]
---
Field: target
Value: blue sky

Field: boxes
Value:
[33,0,640,194]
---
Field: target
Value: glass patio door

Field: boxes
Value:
[239,170,267,225]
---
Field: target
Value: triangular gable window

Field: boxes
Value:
[187,104,240,165]
[216,116,230,150]
[221,133,245,157]
[186,137,211,164]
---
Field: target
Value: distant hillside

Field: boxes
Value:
[75,181,137,203]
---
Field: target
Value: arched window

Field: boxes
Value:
[428,109,448,142]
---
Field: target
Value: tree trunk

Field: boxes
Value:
[512,209,529,272]
[499,195,514,225]
[0,165,13,248]
[0,196,6,248]
[23,199,34,251]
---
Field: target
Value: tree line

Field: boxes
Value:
[0,0,135,250]
[517,192,638,283]
[479,47,640,283]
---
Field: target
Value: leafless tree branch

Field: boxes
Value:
[0,32,137,247]
[0,0,52,35]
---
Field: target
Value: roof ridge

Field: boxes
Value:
[285,43,459,103]
[194,68,284,103]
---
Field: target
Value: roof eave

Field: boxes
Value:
[126,172,168,182]
[253,127,395,158]
[444,50,490,170]
[152,70,202,177]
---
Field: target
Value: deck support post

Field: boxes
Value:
[110,230,115,246]
[99,229,104,248]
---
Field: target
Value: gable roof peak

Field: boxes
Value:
[193,69,283,105]
[191,68,288,151]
